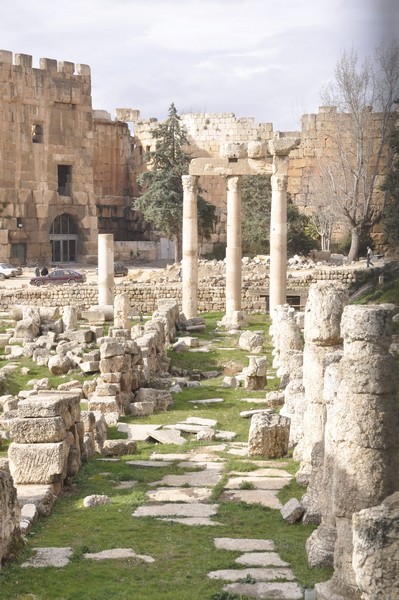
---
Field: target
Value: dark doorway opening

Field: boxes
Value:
[58,165,72,196]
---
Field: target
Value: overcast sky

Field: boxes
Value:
[1,0,398,130]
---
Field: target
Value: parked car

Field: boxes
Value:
[114,263,129,277]
[29,268,86,287]
[0,262,18,279]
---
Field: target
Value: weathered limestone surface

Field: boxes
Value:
[0,465,22,566]
[315,304,399,600]
[248,412,290,458]
[9,441,70,484]
[296,282,348,489]
[9,417,66,444]
[352,492,399,600]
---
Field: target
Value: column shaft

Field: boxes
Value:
[182,175,198,319]
[98,233,114,306]
[269,160,288,314]
[225,176,242,317]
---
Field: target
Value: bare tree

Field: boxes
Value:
[300,167,339,251]
[316,44,399,262]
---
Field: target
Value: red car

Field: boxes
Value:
[30,268,86,286]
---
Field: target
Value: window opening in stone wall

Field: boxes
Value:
[11,243,27,265]
[50,214,78,263]
[57,165,72,196]
[32,124,43,143]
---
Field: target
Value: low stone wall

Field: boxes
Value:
[0,267,376,315]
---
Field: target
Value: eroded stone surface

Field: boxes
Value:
[223,581,303,599]
[83,548,154,563]
[214,538,275,552]
[208,567,295,581]
[21,547,73,568]
[132,503,218,518]
[146,487,213,503]
[236,552,289,567]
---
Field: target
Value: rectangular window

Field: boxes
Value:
[32,124,43,143]
[58,165,72,196]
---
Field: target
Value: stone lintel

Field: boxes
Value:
[189,157,273,177]
[268,137,300,156]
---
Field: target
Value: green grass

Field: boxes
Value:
[0,312,332,599]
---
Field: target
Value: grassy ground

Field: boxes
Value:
[0,312,332,600]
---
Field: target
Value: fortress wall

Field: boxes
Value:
[0,50,97,262]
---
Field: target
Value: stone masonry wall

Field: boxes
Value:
[0,50,98,263]
[0,267,375,314]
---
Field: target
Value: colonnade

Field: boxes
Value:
[183,137,299,321]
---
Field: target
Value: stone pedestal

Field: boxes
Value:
[182,175,198,319]
[98,233,114,306]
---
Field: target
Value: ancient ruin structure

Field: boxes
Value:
[0,49,390,267]
[185,137,299,319]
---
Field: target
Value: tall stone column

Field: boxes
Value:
[315,304,399,600]
[270,162,288,314]
[268,137,299,315]
[182,175,199,319]
[98,233,114,306]
[296,282,348,499]
[225,175,242,321]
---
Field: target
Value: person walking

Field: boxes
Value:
[366,246,373,268]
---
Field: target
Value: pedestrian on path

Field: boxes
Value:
[366,246,373,268]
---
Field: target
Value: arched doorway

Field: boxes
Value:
[50,214,78,263]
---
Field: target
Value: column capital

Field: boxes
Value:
[271,174,288,191]
[226,175,241,192]
[182,174,198,194]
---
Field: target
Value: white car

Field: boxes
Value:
[0,263,18,279]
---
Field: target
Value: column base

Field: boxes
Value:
[218,310,248,331]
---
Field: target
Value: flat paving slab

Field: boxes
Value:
[149,470,222,488]
[188,398,224,404]
[146,487,213,503]
[235,552,289,567]
[208,567,295,581]
[132,502,219,518]
[214,538,275,552]
[83,548,154,563]
[118,423,162,441]
[164,423,210,433]
[149,429,186,445]
[157,517,222,526]
[185,417,218,427]
[114,480,137,490]
[225,476,292,490]
[222,489,282,509]
[150,453,189,461]
[223,581,303,599]
[177,461,223,471]
[21,547,73,568]
[231,468,292,478]
[126,460,173,468]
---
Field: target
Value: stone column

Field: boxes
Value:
[269,164,288,313]
[268,137,300,315]
[182,175,199,319]
[295,282,348,497]
[225,175,242,321]
[98,234,114,306]
[315,304,399,600]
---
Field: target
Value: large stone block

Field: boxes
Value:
[8,441,69,484]
[248,412,290,458]
[8,416,66,443]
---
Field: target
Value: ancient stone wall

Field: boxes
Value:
[93,113,150,242]
[0,267,375,314]
[0,50,98,264]
[0,464,22,567]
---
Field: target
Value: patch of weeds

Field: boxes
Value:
[106,426,128,440]
[72,545,92,561]
[238,573,257,584]
[239,481,255,490]
[211,592,251,600]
